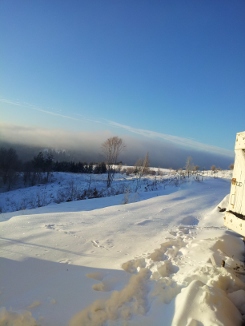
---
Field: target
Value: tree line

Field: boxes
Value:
[0,135,234,191]
[0,147,108,190]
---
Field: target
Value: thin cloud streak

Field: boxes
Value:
[0,97,109,127]
[0,98,91,123]
[75,113,108,126]
[1,97,233,160]
[107,120,233,157]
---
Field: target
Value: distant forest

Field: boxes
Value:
[0,146,108,190]
[0,143,234,192]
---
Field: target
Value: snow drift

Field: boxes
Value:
[0,170,245,325]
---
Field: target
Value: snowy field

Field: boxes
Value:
[1,169,245,326]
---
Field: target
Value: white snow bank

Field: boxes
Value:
[228,290,245,314]
[1,172,245,325]
[172,279,242,326]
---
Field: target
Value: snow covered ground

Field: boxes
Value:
[1,169,245,326]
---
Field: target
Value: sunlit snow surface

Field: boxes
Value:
[1,170,245,326]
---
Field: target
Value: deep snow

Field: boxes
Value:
[1,170,245,326]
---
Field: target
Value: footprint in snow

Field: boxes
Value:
[91,240,100,247]
[86,271,107,281]
[92,279,118,292]
[59,259,71,264]
[45,224,55,230]
[135,219,153,226]
[91,240,108,250]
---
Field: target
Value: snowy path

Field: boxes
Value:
[1,177,245,325]
[0,179,228,267]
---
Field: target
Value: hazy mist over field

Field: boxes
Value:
[0,122,234,169]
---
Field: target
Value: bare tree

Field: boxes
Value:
[134,152,150,191]
[211,165,217,176]
[134,152,150,176]
[193,165,199,172]
[102,136,125,187]
[185,156,193,178]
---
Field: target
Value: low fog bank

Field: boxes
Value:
[0,123,234,169]
[123,136,233,169]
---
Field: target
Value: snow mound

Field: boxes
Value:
[172,279,242,326]
[0,308,37,326]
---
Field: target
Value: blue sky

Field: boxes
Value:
[0,0,244,167]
